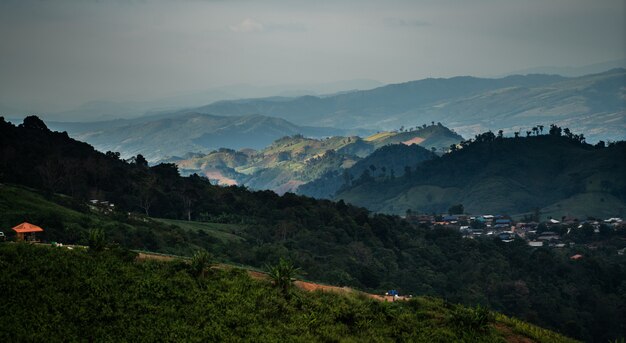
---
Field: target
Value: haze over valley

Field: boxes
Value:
[1,0,625,342]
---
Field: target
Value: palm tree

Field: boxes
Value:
[190,250,212,278]
[88,228,106,253]
[266,258,301,296]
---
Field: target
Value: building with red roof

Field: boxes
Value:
[11,222,44,242]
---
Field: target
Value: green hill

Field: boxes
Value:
[297,143,437,199]
[0,244,577,342]
[173,124,462,193]
[335,130,626,218]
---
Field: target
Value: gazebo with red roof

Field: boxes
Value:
[12,222,44,242]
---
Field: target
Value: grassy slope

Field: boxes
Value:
[0,184,225,256]
[154,218,245,243]
[0,243,577,342]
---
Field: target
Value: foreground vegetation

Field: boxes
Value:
[1,184,623,342]
[0,243,577,342]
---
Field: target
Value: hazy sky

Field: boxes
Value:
[1,0,624,111]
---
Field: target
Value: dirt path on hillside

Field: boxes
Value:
[136,252,404,302]
[136,252,178,262]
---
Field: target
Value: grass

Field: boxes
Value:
[153,218,246,242]
[494,313,579,343]
[0,184,85,226]
[539,192,626,220]
[364,131,396,142]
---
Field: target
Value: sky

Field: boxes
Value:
[0,0,624,112]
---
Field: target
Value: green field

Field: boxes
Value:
[154,218,245,242]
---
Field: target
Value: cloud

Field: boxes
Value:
[266,23,307,33]
[229,18,264,33]
[383,18,430,28]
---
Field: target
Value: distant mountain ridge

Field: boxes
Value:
[194,69,626,142]
[45,112,371,162]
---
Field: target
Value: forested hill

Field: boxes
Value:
[335,129,626,218]
[172,123,462,194]
[297,143,437,199]
[1,116,625,341]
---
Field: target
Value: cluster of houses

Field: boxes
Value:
[405,213,625,248]
[88,199,115,214]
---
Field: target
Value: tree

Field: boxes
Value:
[190,250,213,278]
[88,228,106,253]
[538,125,544,134]
[549,124,562,136]
[138,174,157,216]
[448,204,464,215]
[37,157,65,194]
[266,258,300,296]
[497,130,503,139]
[21,115,49,131]
[404,166,412,178]
[563,128,572,139]
[134,154,148,168]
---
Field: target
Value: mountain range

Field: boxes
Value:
[44,113,371,162]
[25,68,624,165]
[174,124,462,194]
[194,69,626,142]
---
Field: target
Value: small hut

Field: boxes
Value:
[12,222,44,242]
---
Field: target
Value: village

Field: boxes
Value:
[405,212,626,252]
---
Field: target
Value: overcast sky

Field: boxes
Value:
[1,0,624,111]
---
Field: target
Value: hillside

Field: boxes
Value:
[44,112,367,162]
[194,69,626,142]
[175,124,461,193]
[334,130,626,218]
[298,144,437,199]
[0,244,578,342]
[1,116,624,341]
